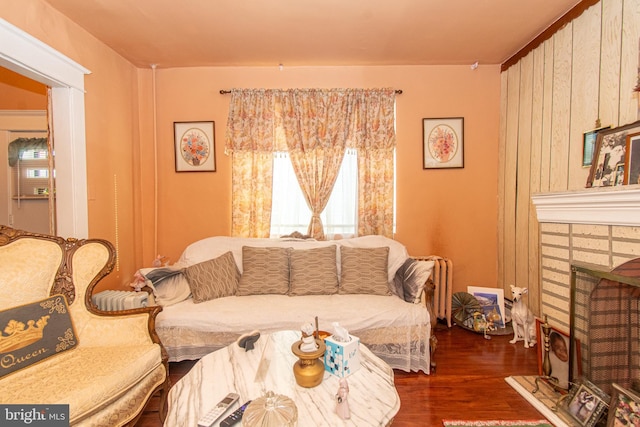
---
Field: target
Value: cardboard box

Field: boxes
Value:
[324,334,360,377]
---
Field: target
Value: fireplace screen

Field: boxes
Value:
[571,259,640,396]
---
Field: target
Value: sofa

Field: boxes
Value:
[0,226,169,426]
[141,235,438,373]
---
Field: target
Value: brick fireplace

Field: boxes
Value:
[532,187,640,393]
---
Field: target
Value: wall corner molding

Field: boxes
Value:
[532,187,640,227]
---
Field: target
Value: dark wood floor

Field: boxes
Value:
[137,323,546,426]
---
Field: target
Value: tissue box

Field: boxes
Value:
[324,334,360,377]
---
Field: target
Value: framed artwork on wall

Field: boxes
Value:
[586,120,640,187]
[582,126,610,167]
[624,132,640,185]
[174,121,216,172]
[422,117,464,169]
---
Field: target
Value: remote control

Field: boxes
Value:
[197,392,240,427]
[219,400,252,427]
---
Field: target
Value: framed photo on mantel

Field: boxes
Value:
[586,120,640,187]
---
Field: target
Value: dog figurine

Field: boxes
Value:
[509,285,536,348]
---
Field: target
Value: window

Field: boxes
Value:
[12,149,52,197]
[270,150,358,239]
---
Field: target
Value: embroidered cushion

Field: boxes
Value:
[0,294,77,378]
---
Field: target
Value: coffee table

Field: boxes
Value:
[164,330,400,426]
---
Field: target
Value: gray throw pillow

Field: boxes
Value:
[393,258,435,303]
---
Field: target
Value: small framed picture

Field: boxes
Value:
[174,121,216,172]
[624,132,640,185]
[586,120,640,187]
[559,378,609,427]
[582,126,611,167]
[422,117,464,169]
[607,383,640,427]
[535,319,581,391]
[466,286,505,329]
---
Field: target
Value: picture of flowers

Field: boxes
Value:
[174,121,216,172]
[423,117,464,169]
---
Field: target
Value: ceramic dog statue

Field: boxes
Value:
[509,285,536,348]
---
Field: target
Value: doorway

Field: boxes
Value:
[0,18,90,238]
[0,67,52,234]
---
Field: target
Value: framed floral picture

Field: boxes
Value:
[174,121,216,172]
[422,117,464,169]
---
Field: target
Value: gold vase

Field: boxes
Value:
[291,339,326,388]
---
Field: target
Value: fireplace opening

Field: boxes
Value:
[571,258,640,396]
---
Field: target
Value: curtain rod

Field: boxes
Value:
[219,89,402,95]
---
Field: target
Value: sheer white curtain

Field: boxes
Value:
[270,149,357,239]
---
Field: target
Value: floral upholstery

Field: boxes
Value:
[0,226,169,426]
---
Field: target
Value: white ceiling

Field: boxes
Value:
[44,0,582,68]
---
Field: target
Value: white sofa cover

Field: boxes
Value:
[145,235,436,373]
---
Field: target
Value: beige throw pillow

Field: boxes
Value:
[339,246,390,295]
[183,251,240,303]
[289,245,338,296]
[238,246,290,295]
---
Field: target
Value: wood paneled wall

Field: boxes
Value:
[498,0,640,315]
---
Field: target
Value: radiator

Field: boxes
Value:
[416,256,453,327]
[92,290,148,311]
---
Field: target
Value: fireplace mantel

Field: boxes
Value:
[532,187,640,227]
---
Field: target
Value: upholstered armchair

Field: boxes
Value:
[0,226,169,426]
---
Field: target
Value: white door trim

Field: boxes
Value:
[0,18,90,238]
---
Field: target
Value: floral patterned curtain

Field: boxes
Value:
[225,89,282,237]
[352,89,397,237]
[279,89,352,240]
[225,88,396,238]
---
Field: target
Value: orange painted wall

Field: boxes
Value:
[3,0,501,293]
[143,65,501,291]
[0,68,47,110]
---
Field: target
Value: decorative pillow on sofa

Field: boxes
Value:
[238,246,290,296]
[393,258,436,303]
[339,246,390,295]
[183,251,240,303]
[289,245,338,296]
[142,267,191,306]
[0,294,77,378]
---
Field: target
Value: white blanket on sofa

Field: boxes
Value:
[150,235,433,372]
[157,293,428,334]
